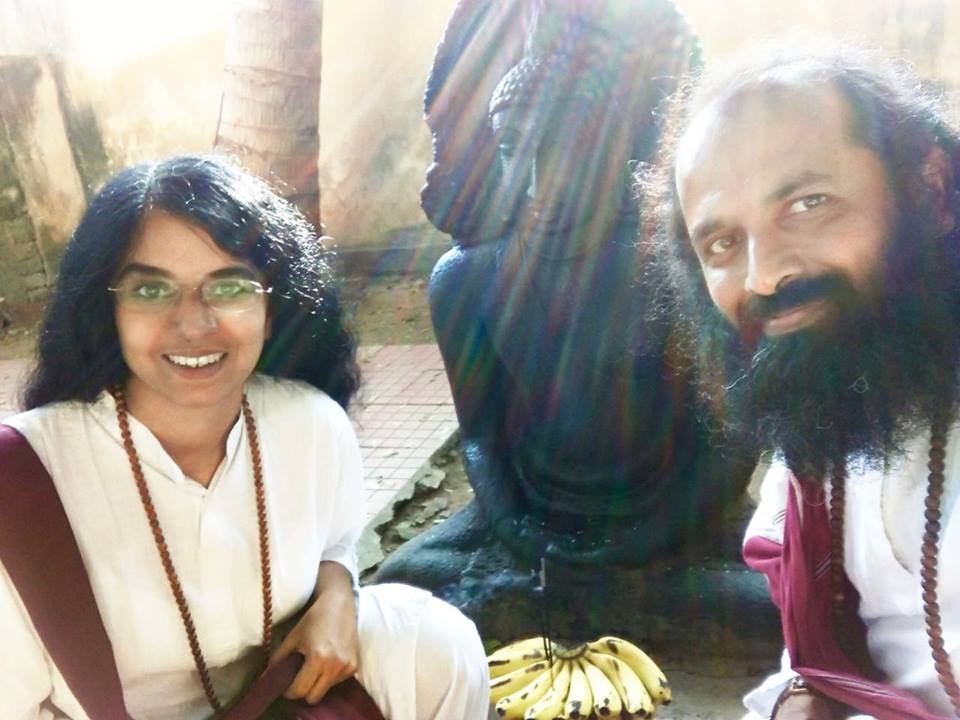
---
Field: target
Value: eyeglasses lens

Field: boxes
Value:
[111,278,266,313]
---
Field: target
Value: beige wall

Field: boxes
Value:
[1,0,958,258]
[0,0,66,56]
[36,0,460,250]
[319,0,457,247]
[681,0,960,86]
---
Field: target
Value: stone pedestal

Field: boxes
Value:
[375,500,782,662]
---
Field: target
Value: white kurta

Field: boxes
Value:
[743,427,960,719]
[0,375,488,720]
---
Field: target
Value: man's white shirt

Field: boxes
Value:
[744,428,960,718]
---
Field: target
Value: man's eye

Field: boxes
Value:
[706,235,738,258]
[788,194,828,214]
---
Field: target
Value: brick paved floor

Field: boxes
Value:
[351,344,458,520]
[0,346,457,521]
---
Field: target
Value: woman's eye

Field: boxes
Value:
[133,281,175,299]
[788,194,828,215]
[208,279,255,298]
[209,280,241,297]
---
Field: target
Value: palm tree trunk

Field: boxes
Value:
[214,0,323,231]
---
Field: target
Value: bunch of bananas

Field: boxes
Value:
[487,635,671,719]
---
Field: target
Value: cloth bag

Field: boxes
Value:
[0,424,385,720]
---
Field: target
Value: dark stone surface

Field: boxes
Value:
[377,500,782,660]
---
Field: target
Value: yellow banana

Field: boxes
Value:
[490,660,551,704]
[494,660,558,719]
[488,637,549,679]
[588,636,671,704]
[586,650,654,717]
[564,660,593,719]
[524,659,572,720]
[580,653,622,717]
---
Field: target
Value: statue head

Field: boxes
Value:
[422,0,701,246]
[487,54,632,245]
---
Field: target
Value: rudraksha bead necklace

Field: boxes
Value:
[830,418,960,717]
[113,388,273,713]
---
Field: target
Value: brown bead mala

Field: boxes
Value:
[113,388,273,714]
[829,419,960,717]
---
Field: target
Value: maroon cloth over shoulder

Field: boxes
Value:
[0,424,132,719]
[743,474,949,720]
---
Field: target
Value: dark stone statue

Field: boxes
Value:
[376,0,777,655]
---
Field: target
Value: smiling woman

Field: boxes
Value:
[110,211,273,469]
[0,155,489,720]
[24,155,358,411]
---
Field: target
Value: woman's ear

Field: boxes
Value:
[921,145,955,234]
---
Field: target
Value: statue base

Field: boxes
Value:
[373,500,782,661]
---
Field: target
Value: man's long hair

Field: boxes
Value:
[24,154,360,410]
[639,42,960,477]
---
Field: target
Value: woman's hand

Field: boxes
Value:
[269,561,359,705]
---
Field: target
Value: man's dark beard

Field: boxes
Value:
[692,214,960,480]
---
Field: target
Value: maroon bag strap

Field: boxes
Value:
[223,653,388,720]
[0,423,385,720]
[0,424,132,719]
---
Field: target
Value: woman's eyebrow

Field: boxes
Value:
[112,263,172,280]
[208,266,259,280]
[113,264,257,281]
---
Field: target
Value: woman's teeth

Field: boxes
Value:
[165,353,225,368]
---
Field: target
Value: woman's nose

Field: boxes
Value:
[171,292,217,335]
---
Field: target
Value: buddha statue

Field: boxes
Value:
[376,1,770,651]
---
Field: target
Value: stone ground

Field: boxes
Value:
[0,276,769,719]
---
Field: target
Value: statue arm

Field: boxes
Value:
[428,247,521,526]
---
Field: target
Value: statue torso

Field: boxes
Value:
[458,227,697,516]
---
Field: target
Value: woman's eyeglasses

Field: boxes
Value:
[108,276,270,314]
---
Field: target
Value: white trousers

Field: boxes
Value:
[355,584,489,720]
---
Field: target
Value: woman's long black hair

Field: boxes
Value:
[24,154,359,410]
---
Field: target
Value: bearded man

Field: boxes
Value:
[645,43,960,719]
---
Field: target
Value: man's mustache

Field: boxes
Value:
[738,273,851,326]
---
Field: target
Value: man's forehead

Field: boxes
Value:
[683,80,846,148]
[675,81,854,194]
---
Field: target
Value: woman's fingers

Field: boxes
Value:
[284,653,356,702]
[284,654,323,699]
[303,669,337,705]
